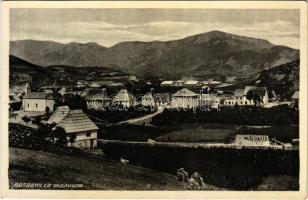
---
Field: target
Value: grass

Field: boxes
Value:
[9,147,186,190]
[155,127,232,142]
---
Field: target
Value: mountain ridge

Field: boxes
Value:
[10,30,299,79]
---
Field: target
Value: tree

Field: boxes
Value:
[52,126,68,146]
[22,115,31,124]
[246,90,263,106]
[45,106,50,114]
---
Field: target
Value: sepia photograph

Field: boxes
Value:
[0,1,307,199]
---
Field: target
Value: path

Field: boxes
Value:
[115,106,165,126]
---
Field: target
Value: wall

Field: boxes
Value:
[23,99,54,112]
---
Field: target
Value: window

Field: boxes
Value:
[27,103,29,107]
[36,103,38,108]
[86,132,91,137]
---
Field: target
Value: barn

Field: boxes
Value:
[48,106,99,149]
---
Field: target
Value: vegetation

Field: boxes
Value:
[9,123,82,155]
[9,148,187,190]
[152,105,299,126]
[101,142,299,190]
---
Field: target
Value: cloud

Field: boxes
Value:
[10,19,299,49]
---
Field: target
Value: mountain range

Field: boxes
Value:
[10,30,299,79]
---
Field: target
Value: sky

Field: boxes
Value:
[10,9,300,49]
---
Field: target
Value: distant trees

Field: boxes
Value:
[151,105,298,126]
[246,90,263,106]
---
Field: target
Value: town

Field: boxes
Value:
[9,77,299,150]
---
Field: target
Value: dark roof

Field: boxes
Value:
[23,92,54,100]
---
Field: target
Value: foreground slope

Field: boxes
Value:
[9,148,188,190]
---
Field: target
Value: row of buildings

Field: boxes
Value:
[10,81,299,112]
[160,80,222,88]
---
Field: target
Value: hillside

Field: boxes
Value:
[9,55,128,87]
[221,60,299,99]
[10,31,299,79]
[256,59,299,99]
[9,147,188,190]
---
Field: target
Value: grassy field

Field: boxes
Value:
[156,127,232,142]
[9,148,187,190]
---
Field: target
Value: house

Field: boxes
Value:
[224,86,269,106]
[184,80,200,87]
[292,91,299,105]
[234,134,271,147]
[86,88,110,110]
[171,88,198,109]
[112,89,135,108]
[22,93,55,112]
[199,93,220,109]
[48,106,98,149]
[142,92,155,107]
[161,81,174,87]
[153,93,170,106]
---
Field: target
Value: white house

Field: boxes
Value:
[184,80,200,87]
[112,89,135,108]
[161,81,174,87]
[22,93,55,112]
[142,92,155,107]
[223,86,269,106]
[171,88,198,109]
[48,106,98,149]
[234,134,271,147]
[86,88,110,110]
[199,93,221,109]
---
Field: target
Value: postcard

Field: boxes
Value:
[0,1,307,199]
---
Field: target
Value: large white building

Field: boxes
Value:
[22,93,55,112]
[112,89,135,108]
[171,88,199,109]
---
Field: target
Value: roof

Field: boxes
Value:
[47,106,70,124]
[23,92,54,100]
[292,91,299,99]
[85,89,109,101]
[234,89,245,97]
[184,80,199,85]
[161,81,174,85]
[172,88,198,97]
[55,109,98,134]
[113,89,134,102]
